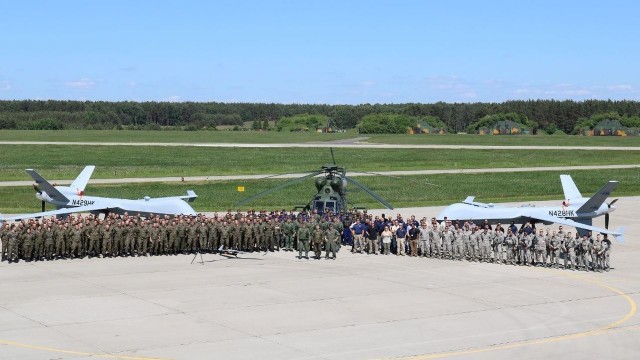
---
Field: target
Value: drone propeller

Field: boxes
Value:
[345,176,394,210]
[604,198,619,229]
[33,184,45,212]
[236,170,323,206]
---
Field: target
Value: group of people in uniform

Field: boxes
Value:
[0,209,345,263]
[0,209,612,272]
[350,214,613,272]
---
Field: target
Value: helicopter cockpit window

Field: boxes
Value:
[314,201,324,213]
[325,201,335,212]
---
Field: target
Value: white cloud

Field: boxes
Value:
[513,88,542,95]
[561,89,592,96]
[162,95,183,102]
[425,75,477,99]
[550,83,593,97]
[65,78,96,89]
[0,80,11,91]
[607,84,633,91]
[425,75,461,90]
[483,79,510,88]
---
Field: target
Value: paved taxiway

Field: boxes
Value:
[1,164,638,187]
[0,198,638,360]
[1,140,640,151]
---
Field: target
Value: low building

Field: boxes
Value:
[410,121,446,134]
[580,119,640,136]
[478,120,531,135]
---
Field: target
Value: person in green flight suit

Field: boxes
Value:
[297,221,311,259]
[324,224,340,260]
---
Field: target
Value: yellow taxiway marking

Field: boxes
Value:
[391,272,638,360]
[0,338,169,360]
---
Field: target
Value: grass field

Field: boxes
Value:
[0,130,357,143]
[366,133,640,146]
[1,130,637,215]
[1,145,640,181]
[2,130,640,146]
[1,169,637,214]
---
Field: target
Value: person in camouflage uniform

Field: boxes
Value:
[7,227,19,263]
[229,220,241,250]
[0,210,620,275]
[548,230,561,268]
[69,224,82,258]
[168,220,180,254]
[219,221,230,249]
[267,219,279,252]
[1,223,10,261]
[43,223,55,260]
[33,224,45,261]
[22,228,35,261]
[504,229,517,265]
[208,218,218,251]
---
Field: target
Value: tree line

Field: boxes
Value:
[0,99,639,133]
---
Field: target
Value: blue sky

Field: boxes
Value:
[1,0,639,104]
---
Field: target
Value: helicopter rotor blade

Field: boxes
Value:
[345,176,394,210]
[330,147,337,165]
[256,170,322,180]
[236,171,323,206]
[353,171,439,187]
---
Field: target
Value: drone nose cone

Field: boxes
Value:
[609,205,616,212]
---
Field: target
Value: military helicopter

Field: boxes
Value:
[236,149,393,214]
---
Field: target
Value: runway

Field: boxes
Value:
[0,198,638,360]
[0,164,637,187]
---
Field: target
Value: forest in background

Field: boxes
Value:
[0,99,639,134]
